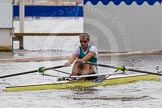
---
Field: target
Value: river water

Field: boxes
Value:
[0,18,162,108]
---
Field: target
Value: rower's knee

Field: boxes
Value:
[74,61,80,66]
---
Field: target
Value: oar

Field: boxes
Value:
[85,62,162,76]
[0,65,64,79]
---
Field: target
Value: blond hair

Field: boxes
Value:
[79,33,90,40]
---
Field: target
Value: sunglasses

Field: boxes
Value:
[80,40,88,43]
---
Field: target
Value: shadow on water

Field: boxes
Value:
[62,87,154,101]
[72,96,153,101]
[61,86,155,102]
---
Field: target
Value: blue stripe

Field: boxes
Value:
[13,5,83,17]
[84,0,162,5]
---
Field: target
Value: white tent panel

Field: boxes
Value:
[84,2,162,52]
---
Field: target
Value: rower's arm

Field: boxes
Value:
[67,53,78,64]
[82,51,95,62]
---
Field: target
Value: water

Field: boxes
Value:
[0,55,162,108]
[0,18,162,108]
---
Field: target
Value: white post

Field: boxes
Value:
[19,0,24,49]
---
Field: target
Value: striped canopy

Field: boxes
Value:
[84,0,162,5]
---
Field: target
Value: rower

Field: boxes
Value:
[64,33,98,80]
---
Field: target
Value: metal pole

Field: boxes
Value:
[19,0,24,49]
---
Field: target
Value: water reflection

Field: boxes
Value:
[73,95,152,101]
[73,87,99,95]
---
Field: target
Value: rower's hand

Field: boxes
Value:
[64,62,71,67]
[76,59,85,65]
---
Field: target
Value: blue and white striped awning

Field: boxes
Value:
[84,0,162,5]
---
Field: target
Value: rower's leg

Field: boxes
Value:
[81,64,90,75]
[71,61,80,76]
[89,65,95,74]
[71,62,90,75]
